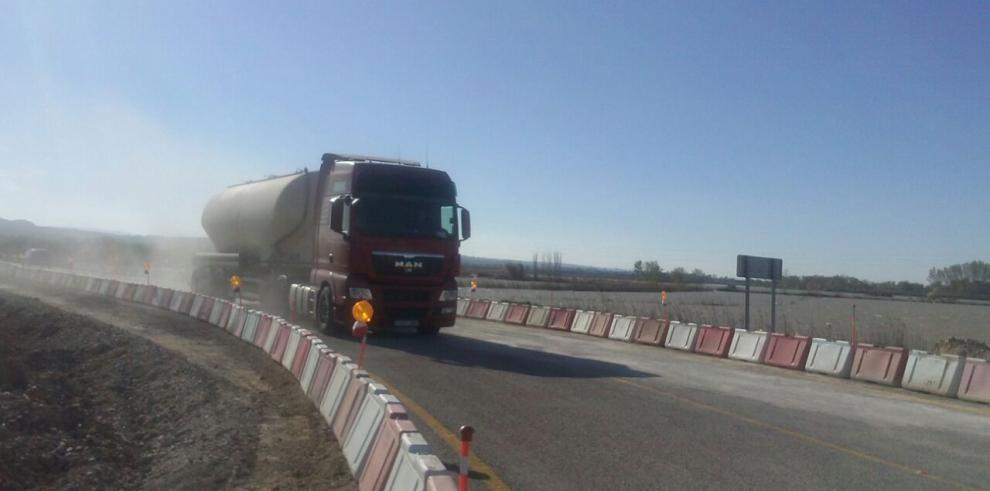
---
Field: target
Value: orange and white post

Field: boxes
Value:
[458,425,474,491]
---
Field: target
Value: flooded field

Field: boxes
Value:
[461,287,990,350]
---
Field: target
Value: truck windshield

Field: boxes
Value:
[354,196,458,240]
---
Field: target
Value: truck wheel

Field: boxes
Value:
[417,324,440,336]
[317,287,343,334]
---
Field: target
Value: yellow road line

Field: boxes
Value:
[613,377,984,491]
[372,375,512,491]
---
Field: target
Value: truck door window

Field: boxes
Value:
[441,205,457,237]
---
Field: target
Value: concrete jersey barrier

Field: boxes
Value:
[763,334,811,370]
[694,325,734,357]
[665,322,698,352]
[587,312,613,337]
[804,339,854,378]
[958,358,990,404]
[608,315,637,342]
[851,344,908,387]
[901,351,965,398]
[547,308,575,331]
[504,304,530,325]
[525,305,551,328]
[456,298,470,316]
[485,302,509,322]
[570,310,594,335]
[632,318,665,346]
[465,300,490,319]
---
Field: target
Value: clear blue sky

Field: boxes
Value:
[1,1,987,282]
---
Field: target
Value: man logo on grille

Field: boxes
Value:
[394,260,424,271]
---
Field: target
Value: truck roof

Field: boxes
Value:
[322,152,422,168]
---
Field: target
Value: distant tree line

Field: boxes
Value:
[776,275,926,297]
[927,261,990,300]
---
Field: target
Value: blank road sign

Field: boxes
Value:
[737,255,783,280]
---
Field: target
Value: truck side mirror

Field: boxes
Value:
[329,197,348,236]
[460,208,471,241]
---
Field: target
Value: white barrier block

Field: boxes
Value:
[299,342,326,392]
[902,351,965,397]
[805,338,854,378]
[168,291,183,311]
[208,300,224,325]
[664,322,698,351]
[571,310,594,334]
[525,305,551,327]
[384,433,450,491]
[263,319,281,353]
[343,385,396,475]
[282,328,303,370]
[728,329,769,363]
[485,302,509,322]
[608,315,637,342]
[320,360,358,424]
[456,298,469,316]
[188,295,205,317]
[240,311,260,342]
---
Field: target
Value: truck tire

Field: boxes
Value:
[317,287,343,334]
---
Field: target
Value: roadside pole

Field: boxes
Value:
[230,274,242,306]
[661,290,668,329]
[850,304,858,353]
[352,300,373,369]
[458,425,475,491]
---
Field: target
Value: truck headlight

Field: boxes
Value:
[348,287,373,300]
[438,289,459,302]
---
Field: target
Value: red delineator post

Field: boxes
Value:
[458,425,474,491]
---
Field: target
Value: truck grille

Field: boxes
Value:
[372,252,443,276]
[383,289,431,303]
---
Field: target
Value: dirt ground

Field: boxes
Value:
[0,284,356,491]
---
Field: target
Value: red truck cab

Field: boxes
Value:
[310,154,470,334]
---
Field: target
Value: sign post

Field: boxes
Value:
[230,274,242,305]
[736,255,783,333]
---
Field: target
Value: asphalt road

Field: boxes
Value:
[314,318,990,491]
[11,282,989,491]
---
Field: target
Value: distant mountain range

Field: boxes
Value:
[1,217,630,276]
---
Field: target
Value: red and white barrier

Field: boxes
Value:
[959,358,990,404]
[587,312,613,337]
[503,304,530,325]
[804,338,854,378]
[525,305,551,328]
[465,300,490,319]
[384,433,457,491]
[902,351,965,398]
[693,325,734,357]
[607,315,637,342]
[664,322,698,352]
[762,334,811,370]
[632,318,666,346]
[570,310,595,335]
[546,308,575,331]
[485,302,509,322]
[851,344,908,387]
[343,385,407,475]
